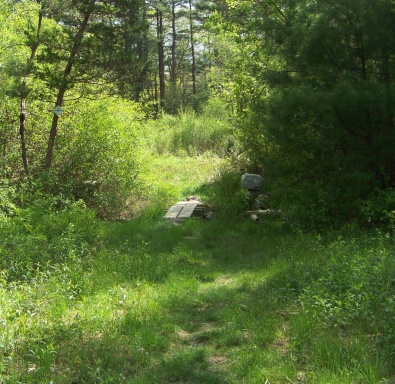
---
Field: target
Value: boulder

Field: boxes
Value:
[241,173,263,191]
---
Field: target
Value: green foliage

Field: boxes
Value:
[0,97,24,178]
[360,189,395,230]
[33,0,148,96]
[135,154,228,219]
[0,139,393,382]
[2,2,395,381]
[143,98,236,157]
[196,170,250,218]
[0,97,55,178]
[1,204,393,383]
[0,192,97,282]
[300,234,395,360]
[0,183,19,218]
[214,0,395,228]
[41,98,145,219]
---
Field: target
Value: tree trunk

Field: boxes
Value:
[19,5,43,177]
[134,0,149,101]
[153,72,159,117]
[44,0,97,170]
[19,108,29,177]
[2,136,7,178]
[189,0,197,110]
[171,0,177,113]
[157,2,165,108]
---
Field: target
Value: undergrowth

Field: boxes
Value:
[0,173,394,383]
[142,98,237,157]
[0,98,394,383]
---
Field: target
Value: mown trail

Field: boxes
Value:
[84,208,300,384]
[2,155,300,383]
[1,155,392,384]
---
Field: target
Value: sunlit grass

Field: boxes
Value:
[135,154,228,216]
[1,213,393,383]
[1,115,394,383]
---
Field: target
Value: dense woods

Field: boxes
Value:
[1,0,395,226]
[218,0,395,227]
[0,0,222,212]
[1,1,395,382]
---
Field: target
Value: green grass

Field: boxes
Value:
[141,98,237,158]
[1,205,394,382]
[1,113,394,383]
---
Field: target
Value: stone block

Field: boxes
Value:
[241,173,263,191]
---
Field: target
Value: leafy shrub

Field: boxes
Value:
[0,193,98,281]
[300,234,395,359]
[0,97,22,177]
[45,98,145,219]
[0,96,54,180]
[275,179,363,231]
[360,188,395,230]
[234,82,394,229]
[196,170,250,218]
[0,182,18,217]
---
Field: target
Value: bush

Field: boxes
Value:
[300,234,395,359]
[44,98,145,219]
[0,182,18,217]
[360,188,395,230]
[0,192,98,282]
[233,82,395,229]
[196,170,250,218]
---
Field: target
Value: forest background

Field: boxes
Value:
[0,0,395,383]
[1,0,395,225]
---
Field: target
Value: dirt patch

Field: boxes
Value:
[208,355,228,365]
[176,329,191,340]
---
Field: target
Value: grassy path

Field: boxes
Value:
[83,218,298,383]
[1,156,393,383]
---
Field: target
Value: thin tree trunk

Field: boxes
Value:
[157,2,165,108]
[171,0,177,113]
[19,5,43,177]
[45,0,97,170]
[154,72,159,116]
[2,137,7,178]
[19,105,29,176]
[189,0,196,100]
[134,0,148,101]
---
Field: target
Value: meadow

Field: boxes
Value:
[0,106,394,383]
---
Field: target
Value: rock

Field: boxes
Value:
[253,193,271,209]
[241,173,263,191]
[245,209,283,217]
[250,214,260,222]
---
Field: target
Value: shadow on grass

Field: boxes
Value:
[4,167,363,383]
[11,216,322,383]
[10,213,391,384]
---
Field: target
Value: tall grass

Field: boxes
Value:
[142,98,237,157]
[1,175,395,384]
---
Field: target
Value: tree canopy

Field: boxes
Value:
[1,0,395,226]
[211,0,395,225]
